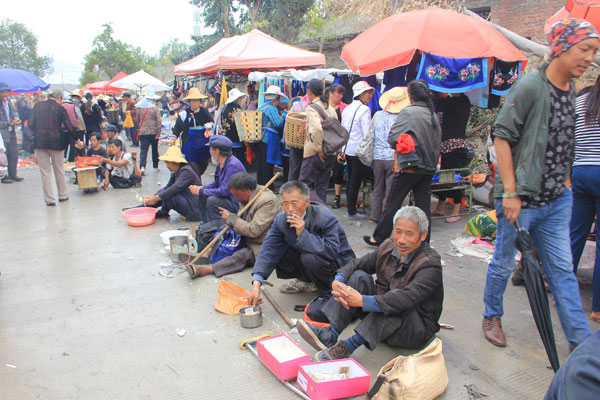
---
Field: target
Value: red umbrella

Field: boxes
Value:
[341,8,527,76]
[566,0,600,32]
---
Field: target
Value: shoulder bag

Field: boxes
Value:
[307,103,350,157]
[356,111,378,167]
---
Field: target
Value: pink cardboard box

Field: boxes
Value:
[296,358,371,400]
[256,333,311,381]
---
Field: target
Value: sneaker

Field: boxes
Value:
[315,341,351,361]
[59,197,69,202]
[9,176,23,182]
[1,177,13,183]
[345,214,366,220]
[153,167,160,172]
[141,167,146,176]
[332,195,341,209]
[46,202,56,206]
[296,320,336,351]
[279,279,319,294]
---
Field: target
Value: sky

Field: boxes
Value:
[4,0,198,84]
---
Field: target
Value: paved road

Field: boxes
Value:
[1,151,597,399]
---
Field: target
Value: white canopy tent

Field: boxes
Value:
[111,70,170,93]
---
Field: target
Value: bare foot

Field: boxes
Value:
[591,311,600,323]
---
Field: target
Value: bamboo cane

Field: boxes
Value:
[188,172,280,265]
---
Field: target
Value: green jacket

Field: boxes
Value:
[492,63,573,198]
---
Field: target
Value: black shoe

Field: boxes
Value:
[59,197,69,202]
[363,236,379,247]
[332,195,341,209]
[46,202,56,206]
[155,210,170,219]
[296,320,336,351]
[1,177,13,183]
[9,176,23,182]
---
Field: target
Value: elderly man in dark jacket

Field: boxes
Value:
[248,181,356,302]
[29,90,76,206]
[142,146,202,221]
[297,206,443,361]
[0,82,23,183]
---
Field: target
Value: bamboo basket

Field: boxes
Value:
[234,110,263,143]
[284,112,306,149]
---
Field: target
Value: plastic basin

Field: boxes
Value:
[122,207,158,227]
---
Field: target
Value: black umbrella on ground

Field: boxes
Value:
[514,221,560,372]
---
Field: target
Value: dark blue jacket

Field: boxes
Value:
[252,202,355,280]
[545,330,600,400]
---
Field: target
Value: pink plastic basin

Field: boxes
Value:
[122,207,158,227]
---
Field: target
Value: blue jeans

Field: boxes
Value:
[570,165,600,311]
[483,189,591,347]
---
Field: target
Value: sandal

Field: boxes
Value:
[445,216,461,223]
[363,236,379,247]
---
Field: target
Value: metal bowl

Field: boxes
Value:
[239,306,263,329]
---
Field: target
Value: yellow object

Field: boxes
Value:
[183,87,208,100]
[238,333,273,350]
[220,74,228,107]
[378,86,410,114]
[214,281,250,315]
[158,146,188,164]
[123,111,134,128]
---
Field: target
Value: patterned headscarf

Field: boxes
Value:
[548,18,600,59]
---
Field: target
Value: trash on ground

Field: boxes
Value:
[127,257,135,260]
[439,323,454,329]
[5,364,16,368]
[176,329,186,337]
[159,263,186,278]
[465,383,488,399]
[450,236,496,260]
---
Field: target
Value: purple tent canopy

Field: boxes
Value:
[0,68,50,93]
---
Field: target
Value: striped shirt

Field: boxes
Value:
[574,93,600,166]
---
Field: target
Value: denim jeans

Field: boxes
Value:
[483,189,591,347]
[570,165,600,312]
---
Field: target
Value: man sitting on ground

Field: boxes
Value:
[102,139,141,189]
[186,172,282,278]
[189,135,246,222]
[84,132,107,180]
[142,146,202,221]
[247,181,356,300]
[296,206,444,361]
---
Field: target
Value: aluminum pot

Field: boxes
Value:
[239,306,263,328]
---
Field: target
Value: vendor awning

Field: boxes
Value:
[174,29,326,76]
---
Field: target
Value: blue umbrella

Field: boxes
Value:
[0,68,50,93]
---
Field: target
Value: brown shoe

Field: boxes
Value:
[482,317,506,347]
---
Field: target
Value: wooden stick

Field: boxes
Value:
[189,172,280,265]
[261,286,295,328]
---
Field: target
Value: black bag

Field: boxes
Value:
[305,294,333,324]
[308,103,349,157]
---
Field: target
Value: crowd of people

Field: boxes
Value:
[1,17,599,397]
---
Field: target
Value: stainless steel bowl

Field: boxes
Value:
[239,306,263,328]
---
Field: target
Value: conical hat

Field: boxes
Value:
[159,146,188,163]
[183,87,208,100]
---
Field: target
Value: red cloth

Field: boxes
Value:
[396,134,415,154]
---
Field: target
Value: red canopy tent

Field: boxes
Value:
[81,71,128,95]
[546,1,600,33]
[174,29,325,76]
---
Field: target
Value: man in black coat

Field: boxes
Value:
[297,206,444,361]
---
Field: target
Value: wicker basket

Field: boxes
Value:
[284,112,306,149]
[234,110,263,143]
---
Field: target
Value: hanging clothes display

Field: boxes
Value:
[416,53,488,94]
[491,60,522,96]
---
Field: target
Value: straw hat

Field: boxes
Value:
[379,86,410,113]
[263,85,289,101]
[183,87,208,100]
[159,146,188,164]
[226,88,247,104]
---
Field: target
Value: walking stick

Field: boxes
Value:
[261,286,295,328]
[188,172,281,265]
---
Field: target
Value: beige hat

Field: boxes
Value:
[379,86,410,114]
[159,146,188,164]
[352,81,374,98]
[71,89,82,98]
[183,87,208,100]
[226,88,247,104]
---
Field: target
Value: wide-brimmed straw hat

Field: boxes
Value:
[379,86,410,114]
[226,88,247,104]
[183,87,208,100]
[159,146,188,164]
[263,85,289,101]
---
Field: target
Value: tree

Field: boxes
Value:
[80,23,148,86]
[158,39,191,65]
[240,0,314,43]
[0,19,52,76]
[302,0,336,53]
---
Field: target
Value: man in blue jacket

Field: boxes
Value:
[248,181,356,302]
[189,135,246,222]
